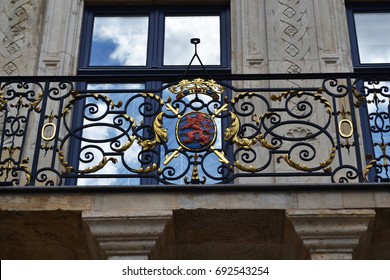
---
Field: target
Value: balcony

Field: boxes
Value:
[0,72,389,188]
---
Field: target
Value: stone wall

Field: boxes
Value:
[0,0,44,76]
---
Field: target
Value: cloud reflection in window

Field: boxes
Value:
[354,13,390,64]
[90,16,149,66]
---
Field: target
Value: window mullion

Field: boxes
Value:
[147,9,164,68]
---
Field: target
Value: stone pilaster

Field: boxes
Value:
[82,210,175,260]
[37,0,83,76]
[286,209,375,259]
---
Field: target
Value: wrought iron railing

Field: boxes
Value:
[0,73,389,187]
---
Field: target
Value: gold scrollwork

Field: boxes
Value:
[224,112,257,150]
[0,90,7,110]
[352,86,366,108]
[319,146,337,172]
[81,157,118,174]
[135,163,158,174]
[0,146,31,185]
[58,149,75,175]
[138,112,168,150]
[276,155,310,171]
[19,157,31,185]
[271,89,332,116]
[363,159,377,182]
[313,91,332,116]
[62,91,79,116]
[58,148,118,175]
[63,91,122,117]
[271,90,300,102]
[234,160,256,173]
[230,91,256,104]
[277,146,337,172]
[141,92,165,106]
[112,137,135,152]
[30,91,43,113]
[92,92,122,109]
[258,134,282,150]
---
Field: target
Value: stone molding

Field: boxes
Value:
[286,209,375,259]
[82,210,174,260]
[37,0,83,75]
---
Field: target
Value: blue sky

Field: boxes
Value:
[355,13,390,63]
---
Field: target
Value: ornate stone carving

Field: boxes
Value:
[269,0,318,74]
[0,0,43,75]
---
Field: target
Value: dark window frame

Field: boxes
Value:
[346,3,390,71]
[78,5,231,76]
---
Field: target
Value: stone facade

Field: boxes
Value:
[1,0,390,260]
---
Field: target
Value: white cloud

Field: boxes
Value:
[355,13,390,63]
[91,15,221,66]
[92,17,148,65]
[164,16,221,65]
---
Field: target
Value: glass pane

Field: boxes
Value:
[164,16,220,65]
[354,13,390,63]
[89,16,148,66]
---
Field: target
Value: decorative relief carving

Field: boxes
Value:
[273,0,311,73]
[284,127,314,140]
[0,0,42,75]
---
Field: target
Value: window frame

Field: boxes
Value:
[78,5,231,75]
[346,3,390,71]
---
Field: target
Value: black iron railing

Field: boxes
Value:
[0,73,389,187]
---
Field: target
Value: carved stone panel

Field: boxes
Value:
[0,0,44,75]
[266,0,320,74]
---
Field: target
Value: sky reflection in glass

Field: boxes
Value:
[164,16,221,65]
[354,13,390,64]
[90,16,149,66]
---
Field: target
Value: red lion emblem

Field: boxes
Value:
[181,114,212,146]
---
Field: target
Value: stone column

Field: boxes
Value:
[82,210,175,260]
[286,209,375,259]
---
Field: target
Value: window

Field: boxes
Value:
[79,6,230,71]
[73,6,230,185]
[347,5,390,68]
[347,4,390,181]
